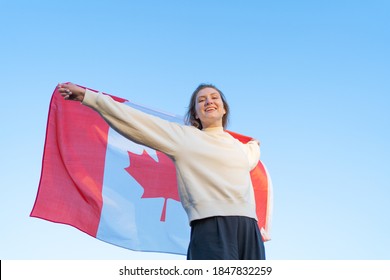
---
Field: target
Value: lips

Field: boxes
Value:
[205,107,216,112]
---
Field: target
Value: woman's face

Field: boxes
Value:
[195,87,226,129]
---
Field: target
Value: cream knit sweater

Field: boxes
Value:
[82,89,260,223]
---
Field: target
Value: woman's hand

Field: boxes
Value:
[251,138,260,146]
[58,83,86,102]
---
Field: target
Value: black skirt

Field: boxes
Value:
[187,216,266,260]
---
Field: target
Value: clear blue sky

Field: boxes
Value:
[1,0,389,260]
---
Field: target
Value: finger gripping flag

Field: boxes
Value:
[31,85,273,255]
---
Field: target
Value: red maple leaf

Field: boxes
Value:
[124,150,179,222]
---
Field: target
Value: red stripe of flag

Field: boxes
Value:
[31,86,114,237]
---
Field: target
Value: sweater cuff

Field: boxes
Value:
[82,88,100,108]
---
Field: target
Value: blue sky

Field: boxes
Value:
[1,0,389,260]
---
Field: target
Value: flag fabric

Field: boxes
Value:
[31,85,273,255]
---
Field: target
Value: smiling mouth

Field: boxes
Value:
[205,107,216,112]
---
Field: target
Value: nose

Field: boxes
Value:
[205,97,213,105]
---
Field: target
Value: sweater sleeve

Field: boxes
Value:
[245,140,261,170]
[82,89,185,156]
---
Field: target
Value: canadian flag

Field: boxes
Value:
[31,85,273,255]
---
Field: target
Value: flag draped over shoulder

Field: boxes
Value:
[31,85,273,255]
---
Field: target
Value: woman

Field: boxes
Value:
[58,82,265,260]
